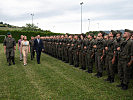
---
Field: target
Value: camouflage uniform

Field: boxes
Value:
[3,36,16,65]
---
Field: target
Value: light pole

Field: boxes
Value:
[80,2,83,34]
[88,19,90,32]
[30,13,34,27]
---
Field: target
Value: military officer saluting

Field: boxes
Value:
[3,32,16,66]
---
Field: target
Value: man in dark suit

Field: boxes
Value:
[34,35,44,64]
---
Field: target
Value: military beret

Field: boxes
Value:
[111,30,116,36]
[82,34,86,38]
[117,30,122,35]
[89,33,94,37]
[131,31,133,36]
[125,29,131,33]
[7,32,11,35]
[104,33,108,36]
[99,31,105,36]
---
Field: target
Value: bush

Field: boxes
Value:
[0,30,64,43]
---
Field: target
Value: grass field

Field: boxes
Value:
[0,44,133,100]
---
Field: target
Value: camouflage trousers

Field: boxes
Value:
[118,59,131,85]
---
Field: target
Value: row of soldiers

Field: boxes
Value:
[42,29,133,90]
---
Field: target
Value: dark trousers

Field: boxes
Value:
[106,55,115,78]
[118,59,130,85]
[95,53,103,73]
[73,51,79,67]
[36,50,42,64]
[68,49,73,65]
[87,53,93,71]
[6,49,15,64]
[30,47,35,60]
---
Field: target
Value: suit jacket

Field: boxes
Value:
[34,39,44,51]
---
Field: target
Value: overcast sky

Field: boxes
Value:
[0,0,133,34]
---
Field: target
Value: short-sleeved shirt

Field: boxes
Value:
[18,39,23,46]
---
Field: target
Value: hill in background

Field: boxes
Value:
[0,21,23,31]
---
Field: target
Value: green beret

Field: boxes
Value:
[89,33,94,37]
[104,33,108,36]
[117,30,122,35]
[99,31,105,36]
[7,32,11,35]
[111,30,116,36]
[125,29,131,33]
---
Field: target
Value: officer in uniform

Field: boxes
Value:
[104,31,117,83]
[3,32,16,66]
[78,34,84,69]
[73,35,79,67]
[64,34,69,63]
[68,35,74,65]
[116,29,133,90]
[87,33,95,73]
[93,32,105,78]
[29,36,35,60]
[103,34,109,71]
[130,32,133,78]
[81,35,88,70]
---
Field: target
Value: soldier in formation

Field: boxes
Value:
[2,30,132,90]
[42,29,133,90]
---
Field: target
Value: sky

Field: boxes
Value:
[0,0,133,34]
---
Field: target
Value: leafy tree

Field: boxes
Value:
[22,23,40,31]
[0,22,3,24]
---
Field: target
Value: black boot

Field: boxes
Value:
[12,57,15,65]
[104,76,111,81]
[97,73,102,78]
[82,67,86,70]
[8,58,11,66]
[75,65,78,68]
[88,70,92,73]
[95,72,99,76]
[116,82,124,87]
[110,77,114,83]
[121,84,128,90]
[8,63,11,66]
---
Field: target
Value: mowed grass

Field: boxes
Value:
[0,44,133,100]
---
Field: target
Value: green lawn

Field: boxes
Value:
[0,44,133,100]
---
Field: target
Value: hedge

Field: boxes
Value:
[0,30,64,43]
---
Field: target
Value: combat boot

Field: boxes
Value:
[97,73,102,78]
[116,82,124,87]
[95,72,99,76]
[121,84,128,90]
[8,63,11,66]
[88,70,92,73]
[110,77,114,83]
[104,76,111,81]
[12,57,15,65]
